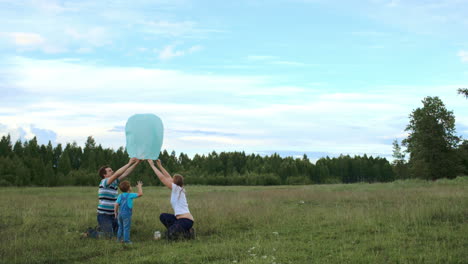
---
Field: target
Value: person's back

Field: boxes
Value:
[96,159,140,237]
[170,183,191,216]
[147,159,195,240]
[115,180,143,243]
[118,192,134,216]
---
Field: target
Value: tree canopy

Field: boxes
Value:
[0,135,395,186]
[403,96,460,180]
[458,88,468,98]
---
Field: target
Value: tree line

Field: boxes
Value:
[0,134,395,186]
[0,94,466,186]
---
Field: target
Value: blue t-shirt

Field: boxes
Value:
[116,192,139,209]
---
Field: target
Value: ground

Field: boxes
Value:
[0,177,467,263]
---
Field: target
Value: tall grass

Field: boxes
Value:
[0,177,467,263]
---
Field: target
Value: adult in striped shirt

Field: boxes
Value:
[97,158,140,236]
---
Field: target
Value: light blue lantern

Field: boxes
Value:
[125,114,164,160]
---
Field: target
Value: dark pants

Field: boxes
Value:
[97,213,118,237]
[159,213,194,240]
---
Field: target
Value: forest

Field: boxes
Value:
[0,135,395,186]
[0,95,466,186]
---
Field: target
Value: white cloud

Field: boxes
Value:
[0,32,68,53]
[158,45,202,60]
[76,47,93,53]
[0,2,210,55]
[6,57,269,96]
[1,29,110,54]
[159,45,184,60]
[188,45,202,53]
[33,0,76,14]
[458,50,468,62]
[65,27,111,47]
[6,32,45,46]
[0,124,27,142]
[1,57,467,156]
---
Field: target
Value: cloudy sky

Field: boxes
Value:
[0,0,467,161]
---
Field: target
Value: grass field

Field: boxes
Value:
[0,177,467,264]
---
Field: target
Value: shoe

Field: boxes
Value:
[185,228,195,240]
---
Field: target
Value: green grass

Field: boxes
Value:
[1,177,467,264]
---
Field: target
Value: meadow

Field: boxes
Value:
[0,177,467,264]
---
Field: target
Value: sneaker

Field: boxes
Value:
[163,230,169,240]
[186,228,195,240]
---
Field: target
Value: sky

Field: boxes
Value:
[0,0,467,162]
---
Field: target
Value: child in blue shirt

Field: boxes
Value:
[115,180,143,243]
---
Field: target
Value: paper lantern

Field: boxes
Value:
[125,114,164,159]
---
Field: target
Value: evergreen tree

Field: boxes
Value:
[24,137,40,158]
[41,141,54,165]
[178,152,191,171]
[13,140,23,157]
[0,156,15,185]
[82,136,97,171]
[44,162,56,186]
[111,147,128,171]
[68,142,83,170]
[30,158,45,186]
[0,134,401,186]
[315,160,330,183]
[0,134,12,157]
[15,160,30,186]
[57,148,72,177]
[53,144,62,168]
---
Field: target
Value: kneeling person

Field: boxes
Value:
[148,159,195,240]
[97,158,140,237]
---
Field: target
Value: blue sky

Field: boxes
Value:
[0,0,467,161]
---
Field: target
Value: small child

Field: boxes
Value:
[115,180,143,244]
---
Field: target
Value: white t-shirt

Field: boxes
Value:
[171,183,190,216]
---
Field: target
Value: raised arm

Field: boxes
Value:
[147,160,173,189]
[156,159,171,178]
[107,158,138,185]
[136,181,143,197]
[118,159,141,180]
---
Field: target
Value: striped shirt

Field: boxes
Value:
[97,178,120,215]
